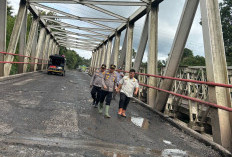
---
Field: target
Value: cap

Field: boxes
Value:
[110,64,116,69]
[101,64,106,69]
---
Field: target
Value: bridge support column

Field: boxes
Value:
[101,44,106,66]
[41,33,50,70]
[147,5,158,108]
[34,27,46,71]
[18,9,27,74]
[113,32,121,68]
[105,39,112,68]
[0,0,7,76]
[200,0,232,151]
[98,46,103,66]
[97,48,102,68]
[125,23,134,73]
[30,24,38,72]
[118,30,128,69]
[89,52,94,75]
[4,0,27,76]
[23,17,38,72]
[92,51,97,72]
[155,0,199,111]
[133,14,149,72]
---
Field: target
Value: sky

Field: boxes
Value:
[9,0,224,61]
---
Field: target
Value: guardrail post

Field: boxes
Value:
[23,16,39,73]
[0,0,7,76]
[125,22,134,72]
[4,0,27,76]
[200,0,232,151]
[34,27,46,71]
[155,0,199,111]
[147,5,158,108]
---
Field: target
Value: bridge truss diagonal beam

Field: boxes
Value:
[30,3,116,30]
[29,0,147,6]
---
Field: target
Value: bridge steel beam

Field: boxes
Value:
[23,17,39,73]
[147,5,158,108]
[47,38,53,62]
[101,44,106,66]
[34,27,46,71]
[18,9,28,74]
[113,32,121,68]
[200,0,232,151]
[93,51,98,72]
[133,14,149,72]
[105,39,113,68]
[41,33,51,70]
[0,0,7,76]
[89,52,94,75]
[4,0,27,76]
[97,47,102,68]
[30,25,38,72]
[95,49,100,69]
[118,29,128,69]
[110,39,116,65]
[154,0,199,111]
[125,23,134,72]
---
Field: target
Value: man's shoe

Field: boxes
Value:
[105,105,111,118]
[98,103,103,113]
[118,108,123,115]
[121,110,126,118]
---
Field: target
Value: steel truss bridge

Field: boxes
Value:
[0,0,232,155]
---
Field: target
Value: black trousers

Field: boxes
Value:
[99,90,113,106]
[91,86,101,104]
[119,92,130,110]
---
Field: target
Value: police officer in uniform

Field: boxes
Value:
[98,64,117,118]
[90,64,106,108]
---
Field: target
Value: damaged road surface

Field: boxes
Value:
[0,71,222,156]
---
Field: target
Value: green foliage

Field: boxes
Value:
[180,48,205,66]
[219,0,232,65]
[59,46,91,69]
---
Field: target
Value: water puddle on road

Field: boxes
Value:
[129,117,150,129]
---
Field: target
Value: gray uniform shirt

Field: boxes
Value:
[90,70,105,87]
[102,71,117,92]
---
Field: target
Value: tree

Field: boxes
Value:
[180,48,205,66]
[219,0,232,65]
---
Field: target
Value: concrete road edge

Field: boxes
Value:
[131,97,232,157]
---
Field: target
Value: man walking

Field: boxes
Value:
[116,69,139,117]
[90,64,106,108]
[112,67,124,100]
[98,64,117,118]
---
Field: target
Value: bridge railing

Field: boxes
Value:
[0,51,49,74]
[0,51,48,65]
[107,67,232,133]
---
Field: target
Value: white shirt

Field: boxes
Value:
[119,76,139,97]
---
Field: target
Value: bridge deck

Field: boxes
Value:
[0,71,221,156]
